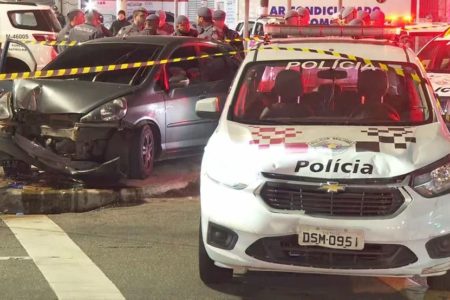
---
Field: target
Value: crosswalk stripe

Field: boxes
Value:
[1,215,125,300]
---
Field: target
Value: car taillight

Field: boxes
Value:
[32,34,56,41]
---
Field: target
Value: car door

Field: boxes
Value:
[163,44,218,154]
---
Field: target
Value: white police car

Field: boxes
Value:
[418,27,450,118]
[196,26,450,290]
[0,2,60,72]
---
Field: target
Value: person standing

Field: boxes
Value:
[197,7,214,38]
[109,10,131,36]
[56,9,85,52]
[156,10,174,35]
[141,14,160,36]
[210,10,240,41]
[172,15,198,37]
[68,10,104,43]
[297,7,310,25]
[117,7,148,37]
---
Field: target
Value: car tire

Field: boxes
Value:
[198,222,233,284]
[129,125,155,179]
[2,161,32,179]
[427,272,450,291]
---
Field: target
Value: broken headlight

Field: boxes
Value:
[80,97,127,122]
[0,92,12,120]
[412,157,450,197]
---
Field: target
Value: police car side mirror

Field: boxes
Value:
[195,97,221,119]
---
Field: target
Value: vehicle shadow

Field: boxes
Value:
[205,272,413,300]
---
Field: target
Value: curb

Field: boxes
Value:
[0,158,201,214]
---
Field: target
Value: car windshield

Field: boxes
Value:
[8,9,61,32]
[44,43,161,85]
[230,60,432,126]
[418,40,450,73]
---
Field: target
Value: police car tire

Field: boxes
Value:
[199,222,233,284]
[129,125,154,179]
[2,161,32,179]
[427,272,450,291]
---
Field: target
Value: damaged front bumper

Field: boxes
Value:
[0,124,126,179]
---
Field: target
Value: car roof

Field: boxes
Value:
[249,38,410,63]
[82,35,227,48]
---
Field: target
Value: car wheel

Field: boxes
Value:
[428,272,450,291]
[198,222,233,284]
[129,125,155,179]
[2,161,32,179]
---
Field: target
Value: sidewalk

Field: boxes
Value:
[0,157,201,214]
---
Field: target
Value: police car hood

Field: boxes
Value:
[428,73,450,99]
[207,122,450,180]
[12,79,134,114]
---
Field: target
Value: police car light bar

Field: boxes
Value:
[264,25,403,39]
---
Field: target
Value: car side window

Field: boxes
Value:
[166,46,201,89]
[198,45,238,82]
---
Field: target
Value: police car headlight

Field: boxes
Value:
[413,161,450,197]
[0,92,12,120]
[80,98,127,122]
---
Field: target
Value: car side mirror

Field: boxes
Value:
[195,97,221,119]
[169,75,190,90]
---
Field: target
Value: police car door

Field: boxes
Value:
[163,44,217,152]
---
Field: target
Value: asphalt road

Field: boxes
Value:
[0,196,449,300]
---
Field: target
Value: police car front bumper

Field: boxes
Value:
[200,174,450,277]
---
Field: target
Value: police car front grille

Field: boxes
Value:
[260,182,404,217]
[245,235,418,269]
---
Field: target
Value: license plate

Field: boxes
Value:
[298,225,365,250]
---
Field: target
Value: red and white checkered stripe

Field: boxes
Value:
[248,126,308,153]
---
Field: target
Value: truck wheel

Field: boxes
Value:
[428,272,450,291]
[128,125,154,179]
[199,222,233,284]
[2,161,32,179]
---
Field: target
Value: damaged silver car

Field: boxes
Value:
[0,36,240,179]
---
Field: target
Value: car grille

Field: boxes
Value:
[260,182,405,217]
[246,235,418,269]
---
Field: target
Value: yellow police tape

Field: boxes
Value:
[21,40,79,47]
[18,36,264,47]
[0,46,422,83]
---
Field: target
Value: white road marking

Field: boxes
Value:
[0,256,32,261]
[1,215,125,300]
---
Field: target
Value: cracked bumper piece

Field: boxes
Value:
[12,133,124,178]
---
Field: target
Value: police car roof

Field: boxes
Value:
[251,38,410,63]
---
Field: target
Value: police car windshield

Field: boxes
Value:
[230,60,431,126]
[44,43,161,85]
[418,40,450,73]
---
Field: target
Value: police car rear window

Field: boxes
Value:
[44,43,161,85]
[230,60,432,126]
[8,10,61,32]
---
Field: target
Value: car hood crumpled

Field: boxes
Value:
[12,79,135,114]
[206,121,450,180]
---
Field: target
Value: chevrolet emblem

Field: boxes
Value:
[319,182,346,193]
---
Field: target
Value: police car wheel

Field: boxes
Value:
[2,161,32,179]
[198,222,233,284]
[129,125,154,179]
[427,272,450,291]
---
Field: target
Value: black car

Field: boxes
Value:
[0,36,240,179]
